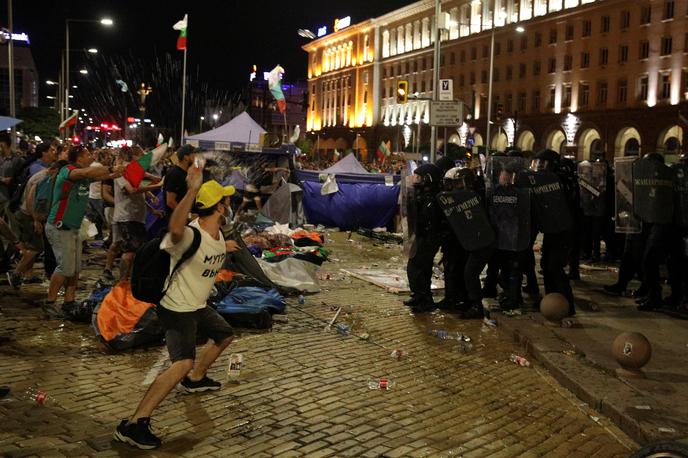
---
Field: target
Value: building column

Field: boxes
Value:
[372,25,382,126]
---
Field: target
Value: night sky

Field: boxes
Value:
[13,0,415,130]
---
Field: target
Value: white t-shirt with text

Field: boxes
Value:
[159,218,225,312]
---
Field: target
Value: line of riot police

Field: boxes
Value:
[403,147,688,318]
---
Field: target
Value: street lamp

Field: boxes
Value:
[79,69,88,75]
[64,17,114,124]
[199,116,205,131]
[87,48,98,54]
[46,80,57,86]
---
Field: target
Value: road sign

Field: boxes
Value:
[439,79,453,101]
[430,100,463,127]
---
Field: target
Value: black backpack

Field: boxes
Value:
[8,157,33,213]
[131,226,202,303]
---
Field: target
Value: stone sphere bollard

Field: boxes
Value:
[611,332,652,378]
[540,293,570,325]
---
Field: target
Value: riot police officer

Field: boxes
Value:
[404,163,443,313]
[666,154,688,309]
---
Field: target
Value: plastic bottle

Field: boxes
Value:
[227,353,243,382]
[390,349,407,360]
[297,295,305,305]
[24,387,54,406]
[368,377,395,390]
[510,354,531,367]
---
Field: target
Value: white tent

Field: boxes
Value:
[185,112,266,149]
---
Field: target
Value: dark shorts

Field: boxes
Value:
[15,211,44,252]
[156,306,234,362]
[115,221,147,253]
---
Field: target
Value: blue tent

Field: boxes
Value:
[295,154,401,229]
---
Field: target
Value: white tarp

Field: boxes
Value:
[257,258,320,293]
[186,111,266,144]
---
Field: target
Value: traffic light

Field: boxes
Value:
[496,103,504,121]
[396,80,408,104]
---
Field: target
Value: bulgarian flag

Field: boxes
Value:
[173,14,188,50]
[58,110,78,132]
[123,143,167,189]
[376,141,391,160]
[268,65,286,113]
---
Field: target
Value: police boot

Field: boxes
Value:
[637,290,662,311]
[436,297,459,311]
[460,301,485,320]
[404,294,429,307]
[410,296,437,314]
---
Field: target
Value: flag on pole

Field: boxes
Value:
[268,65,286,113]
[173,14,188,50]
[376,141,391,160]
[123,143,167,189]
[58,110,78,132]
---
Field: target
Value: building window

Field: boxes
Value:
[641,6,652,24]
[459,74,465,87]
[563,85,572,106]
[599,48,609,66]
[582,20,592,37]
[532,90,540,111]
[480,45,487,58]
[620,10,631,29]
[450,52,455,65]
[664,0,675,20]
[405,62,410,73]
[383,87,387,99]
[579,83,590,107]
[519,63,526,79]
[390,66,395,77]
[639,76,649,100]
[639,40,650,59]
[495,41,501,55]
[507,39,514,53]
[363,71,369,85]
[520,36,528,50]
[548,57,557,73]
[421,80,427,92]
[661,73,671,99]
[619,45,629,63]
[549,87,556,109]
[685,33,688,54]
[470,72,475,85]
[506,93,513,114]
[565,24,574,41]
[398,64,402,75]
[617,79,628,104]
[481,70,488,84]
[422,58,427,70]
[533,60,541,76]
[518,92,527,112]
[460,50,466,62]
[661,36,673,55]
[413,60,418,72]
[581,52,590,68]
[471,47,477,60]
[364,91,367,103]
[564,55,573,71]
[601,15,610,33]
[598,81,608,105]
[494,68,500,82]
[440,54,445,66]
[506,65,513,80]
[549,28,557,44]
[534,32,542,47]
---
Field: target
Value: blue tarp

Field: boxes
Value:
[301,181,400,230]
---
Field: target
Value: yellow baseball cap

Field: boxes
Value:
[196,180,236,209]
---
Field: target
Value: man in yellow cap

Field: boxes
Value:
[115,163,239,450]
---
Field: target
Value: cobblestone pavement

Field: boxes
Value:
[0,232,637,457]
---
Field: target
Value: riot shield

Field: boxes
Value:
[578,160,607,217]
[516,170,572,234]
[632,158,675,224]
[488,186,531,251]
[436,189,495,251]
[400,175,417,257]
[485,155,527,197]
[672,162,688,228]
[614,157,641,234]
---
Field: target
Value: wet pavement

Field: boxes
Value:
[0,232,637,457]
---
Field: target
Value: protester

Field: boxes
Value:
[114,164,238,450]
[43,146,124,318]
[86,149,111,239]
[0,133,23,271]
[163,145,195,217]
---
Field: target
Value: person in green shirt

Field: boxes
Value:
[43,145,124,318]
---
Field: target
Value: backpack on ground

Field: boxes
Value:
[131,226,201,303]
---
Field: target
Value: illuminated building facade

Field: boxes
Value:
[0,32,39,113]
[304,0,688,160]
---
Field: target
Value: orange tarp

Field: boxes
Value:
[96,281,156,342]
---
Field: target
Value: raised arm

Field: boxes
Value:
[168,165,202,244]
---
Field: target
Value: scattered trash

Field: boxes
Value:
[590,415,600,423]
[509,354,531,367]
[390,349,408,360]
[324,307,342,332]
[427,329,472,343]
[502,309,522,316]
[358,333,370,340]
[334,323,350,336]
[23,387,55,406]
[658,427,676,434]
[483,317,498,327]
[368,377,395,390]
[634,405,652,410]
[297,295,305,305]
[562,349,576,356]
[227,353,243,383]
